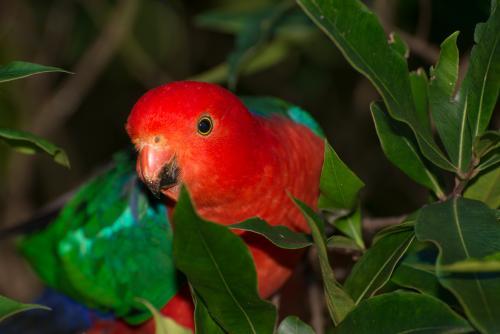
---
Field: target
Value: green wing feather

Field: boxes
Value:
[20,151,179,324]
[241,96,325,137]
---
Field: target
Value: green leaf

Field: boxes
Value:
[409,68,430,130]
[333,291,472,334]
[230,218,312,249]
[193,292,225,334]
[474,130,500,159]
[318,141,364,213]
[332,205,365,250]
[136,298,191,334]
[429,32,472,172]
[460,0,500,139]
[370,103,444,198]
[0,128,69,167]
[227,2,293,89]
[416,197,500,333]
[294,199,355,325]
[464,167,500,208]
[297,0,455,171]
[0,295,50,323]
[327,235,364,252]
[173,187,276,334]
[0,61,70,83]
[277,316,315,334]
[391,242,457,304]
[439,255,500,273]
[371,215,416,245]
[388,32,409,59]
[476,151,500,172]
[344,229,415,304]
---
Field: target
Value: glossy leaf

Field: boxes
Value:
[464,167,500,208]
[277,316,315,334]
[193,292,225,334]
[0,128,69,167]
[388,32,409,59]
[391,242,457,304]
[344,229,415,304]
[371,214,416,244]
[429,32,471,171]
[318,141,364,213]
[370,103,444,198]
[416,198,500,333]
[173,187,276,334]
[297,0,455,171]
[327,235,364,252]
[333,291,472,334]
[333,205,365,250]
[0,61,69,83]
[230,218,312,249]
[473,130,500,159]
[409,68,430,130]
[294,199,355,325]
[136,298,191,334]
[476,151,500,172]
[460,0,500,139]
[0,295,50,323]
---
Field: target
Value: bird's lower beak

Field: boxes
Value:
[137,145,179,199]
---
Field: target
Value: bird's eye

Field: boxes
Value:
[197,116,213,135]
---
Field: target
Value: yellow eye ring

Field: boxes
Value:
[197,116,213,135]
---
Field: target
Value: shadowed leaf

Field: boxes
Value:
[0,128,69,168]
[416,197,500,333]
[371,103,444,198]
[294,199,355,325]
[297,0,454,171]
[0,295,50,323]
[344,228,415,304]
[173,187,276,334]
[230,218,312,249]
[0,61,69,83]
[333,291,472,334]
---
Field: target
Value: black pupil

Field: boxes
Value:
[198,118,212,134]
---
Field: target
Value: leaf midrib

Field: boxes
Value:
[451,198,494,324]
[300,0,454,170]
[354,234,414,304]
[198,226,258,334]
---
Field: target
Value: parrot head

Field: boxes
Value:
[126,81,264,203]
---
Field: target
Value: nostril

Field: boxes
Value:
[154,136,161,143]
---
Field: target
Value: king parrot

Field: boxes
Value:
[15,81,324,334]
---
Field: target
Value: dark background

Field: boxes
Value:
[0,0,494,302]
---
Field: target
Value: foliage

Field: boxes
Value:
[169,0,499,332]
[0,61,69,167]
[0,295,49,323]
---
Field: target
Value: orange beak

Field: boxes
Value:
[137,145,179,199]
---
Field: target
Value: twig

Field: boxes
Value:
[363,215,407,234]
[32,0,138,135]
[2,0,139,227]
[396,30,439,64]
[416,0,432,40]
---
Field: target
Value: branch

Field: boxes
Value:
[32,0,139,135]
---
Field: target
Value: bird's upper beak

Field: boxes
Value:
[137,144,179,199]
